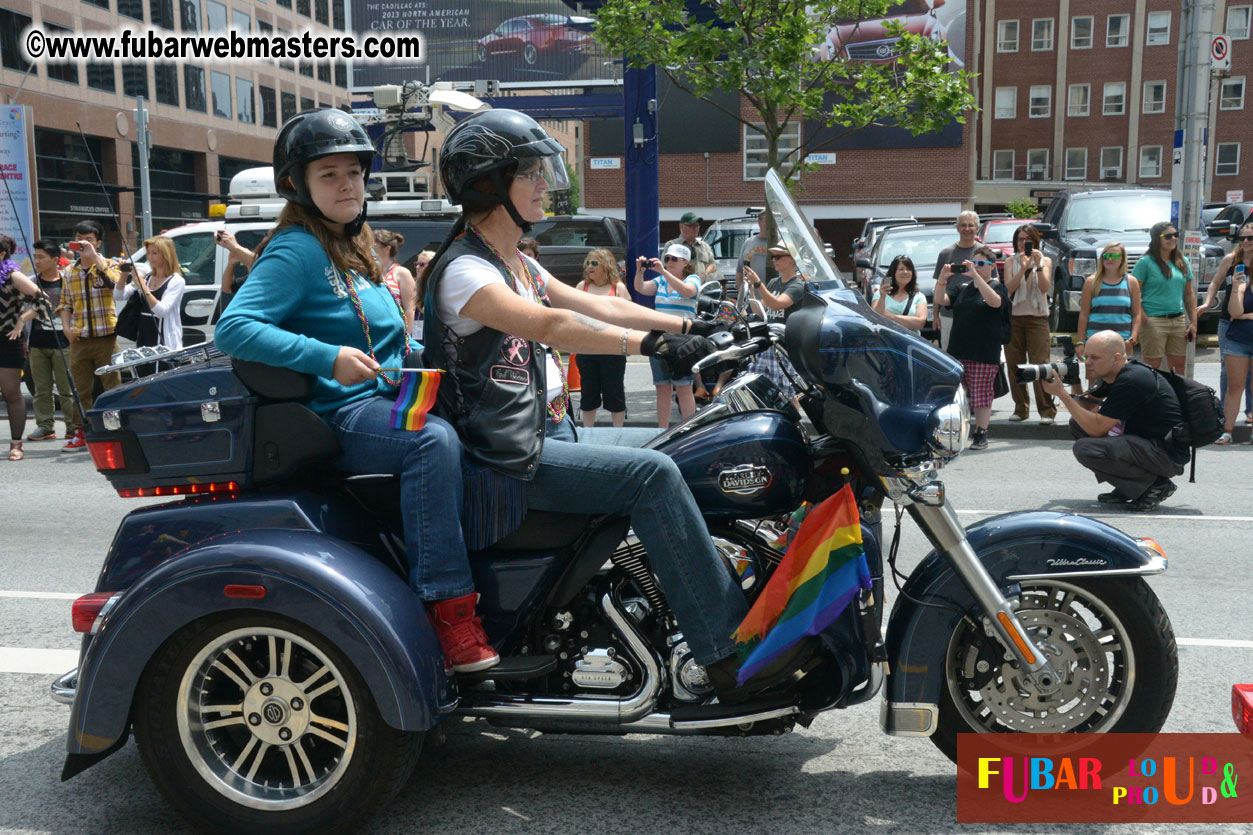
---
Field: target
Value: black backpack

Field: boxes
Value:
[1138,361,1224,482]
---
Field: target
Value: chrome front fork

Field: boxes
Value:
[892,479,1062,694]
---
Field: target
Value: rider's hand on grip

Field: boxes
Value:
[640,330,715,377]
[687,317,723,338]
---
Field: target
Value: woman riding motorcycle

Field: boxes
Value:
[418,109,810,699]
[215,109,499,674]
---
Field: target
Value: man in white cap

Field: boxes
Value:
[664,211,718,280]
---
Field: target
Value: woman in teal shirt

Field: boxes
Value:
[1131,222,1196,375]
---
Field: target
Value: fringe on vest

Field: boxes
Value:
[461,460,529,550]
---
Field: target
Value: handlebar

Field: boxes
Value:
[692,336,772,373]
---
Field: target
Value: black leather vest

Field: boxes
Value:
[423,234,550,479]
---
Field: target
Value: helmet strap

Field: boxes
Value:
[345,200,368,237]
[489,169,533,234]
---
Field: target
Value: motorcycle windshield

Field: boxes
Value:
[764,171,963,458]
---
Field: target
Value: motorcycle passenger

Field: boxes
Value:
[419,109,808,699]
[936,244,1009,450]
[216,109,500,675]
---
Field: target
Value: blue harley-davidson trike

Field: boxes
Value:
[54,173,1177,833]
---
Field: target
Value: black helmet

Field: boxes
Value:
[439,109,568,229]
[273,109,374,214]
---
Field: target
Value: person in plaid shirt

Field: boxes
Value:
[56,220,122,451]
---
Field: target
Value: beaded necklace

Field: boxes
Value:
[467,224,569,422]
[341,264,411,387]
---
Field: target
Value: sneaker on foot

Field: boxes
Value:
[1039,416,1055,425]
[1147,477,1177,502]
[61,430,86,452]
[1008,414,1027,423]
[26,429,56,441]
[1098,489,1131,504]
[428,592,500,674]
[969,429,989,450]
[1127,494,1164,512]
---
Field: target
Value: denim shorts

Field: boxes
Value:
[1223,337,1253,359]
[649,356,693,386]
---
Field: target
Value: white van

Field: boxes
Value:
[126,168,462,345]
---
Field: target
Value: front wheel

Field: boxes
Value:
[930,577,1177,763]
[134,613,423,834]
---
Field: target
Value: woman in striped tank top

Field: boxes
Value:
[1076,241,1142,359]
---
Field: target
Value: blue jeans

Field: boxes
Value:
[529,417,747,665]
[1218,319,1253,414]
[326,396,472,601]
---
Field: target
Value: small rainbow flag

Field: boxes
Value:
[731,484,871,685]
[389,370,440,431]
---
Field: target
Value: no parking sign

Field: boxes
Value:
[1213,35,1232,71]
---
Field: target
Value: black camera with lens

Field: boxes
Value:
[1016,335,1081,386]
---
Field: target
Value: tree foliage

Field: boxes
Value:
[594,0,975,182]
[1006,197,1038,219]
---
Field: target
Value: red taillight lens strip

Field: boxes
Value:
[1234,684,1253,739]
[71,591,121,634]
[87,440,126,471]
[116,481,241,498]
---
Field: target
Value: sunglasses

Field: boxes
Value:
[1239,236,1253,242]
[1102,252,1123,261]
[1161,232,1179,239]
[769,253,787,260]
[971,259,994,267]
[585,259,601,268]
[663,255,682,262]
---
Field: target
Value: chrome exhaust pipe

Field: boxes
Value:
[457,591,662,724]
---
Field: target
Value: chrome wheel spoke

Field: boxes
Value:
[294,739,316,780]
[307,724,348,749]
[282,744,306,788]
[231,735,261,773]
[210,658,251,693]
[303,671,341,702]
[200,702,243,715]
[202,715,246,731]
[267,635,278,678]
[223,649,257,685]
[280,638,292,679]
[309,713,349,734]
[244,742,271,782]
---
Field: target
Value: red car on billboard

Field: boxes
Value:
[476,14,594,66]
[818,0,949,63]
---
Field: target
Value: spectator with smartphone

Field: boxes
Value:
[1203,222,1253,438]
[634,245,701,427]
[932,211,981,349]
[1003,225,1057,424]
[871,254,927,332]
[114,235,187,375]
[1133,222,1196,375]
[1217,233,1253,444]
[56,220,122,451]
[216,229,255,300]
[936,245,1009,450]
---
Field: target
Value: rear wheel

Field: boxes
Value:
[930,577,1177,763]
[134,613,422,834]
[523,43,538,65]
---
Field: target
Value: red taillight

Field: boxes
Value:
[1234,684,1253,738]
[72,592,118,634]
[223,584,266,599]
[88,440,126,471]
[116,481,241,498]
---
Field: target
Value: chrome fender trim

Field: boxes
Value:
[1006,553,1167,582]
[881,700,940,737]
[51,668,78,706]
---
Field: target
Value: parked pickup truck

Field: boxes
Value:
[1034,187,1222,332]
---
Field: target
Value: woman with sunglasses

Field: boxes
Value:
[1133,223,1196,374]
[871,254,928,332]
[936,245,1010,450]
[634,243,702,427]
[1204,221,1253,442]
[1077,243,1141,360]
[1003,225,1057,424]
[743,241,809,407]
[575,248,630,426]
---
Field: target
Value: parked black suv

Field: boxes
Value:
[1034,187,1222,332]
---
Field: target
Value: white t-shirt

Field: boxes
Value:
[435,253,565,403]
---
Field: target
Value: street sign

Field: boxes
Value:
[807,152,837,165]
[1212,35,1232,71]
[589,157,621,170]
[1228,189,1245,202]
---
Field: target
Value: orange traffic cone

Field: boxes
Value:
[566,354,582,392]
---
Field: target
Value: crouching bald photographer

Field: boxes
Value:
[1040,329,1190,511]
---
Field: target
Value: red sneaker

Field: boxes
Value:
[427,593,500,674]
[61,430,86,452]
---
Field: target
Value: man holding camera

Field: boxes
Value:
[1041,329,1188,511]
[56,220,122,452]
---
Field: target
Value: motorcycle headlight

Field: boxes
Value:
[928,386,970,458]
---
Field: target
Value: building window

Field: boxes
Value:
[1067,83,1090,117]
[317,63,331,84]
[155,64,179,106]
[87,63,115,93]
[211,70,232,118]
[334,61,347,87]
[118,0,144,21]
[82,0,109,8]
[744,122,800,181]
[43,23,78,85]
[236,77,255,123]
[180,0,199,31]
[994,86,1017,119]
[1100,147,1123,180]
[207,0,227,30]
[1071,16,1093,49]
[1103,82,1126,115]
[277,0,291,8]
[1032,18,1054,51]
[1228,5,1252,39]
[1065,148,1088,180]
[997,20,1018,52]
[184,65,206,112]
[123,65,150,99]
[281,90,297,123]
[300,95,314,111]
[332,0,344,30]
[1027,148,1049,179]
[297,0,310,16]
[1142,80,1167,114]
[0,9,35,73]
[315,0,328,25]
[1221,76,1246,110]
[1106,14,1129,47]
[992,150,1015,179]
[278,29,294,71]
[1140,146,1163,179]
[1147,11,1171,46]
[150,0,174,29]
[1029,85,1051,118]
[1217,143,1241,176]
[232,9,250,31]
[260,86,277,127]
[300,60,314,79]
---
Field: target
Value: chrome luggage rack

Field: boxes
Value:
[95,341,225,375]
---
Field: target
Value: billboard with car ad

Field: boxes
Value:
[348,0,615,90]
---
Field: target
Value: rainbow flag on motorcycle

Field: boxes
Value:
[389,369,440,431]
[730,484,871,685]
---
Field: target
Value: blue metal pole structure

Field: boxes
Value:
[623,63,659,305]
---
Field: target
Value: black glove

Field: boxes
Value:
[639,330,715,377]
[687,317,723,338]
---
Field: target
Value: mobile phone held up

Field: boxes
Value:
[950,263,967,274]
[1024,241,1034,256]
[67,241,83,252]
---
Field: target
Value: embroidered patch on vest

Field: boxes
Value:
[501,336,531,366]
[490,365,530,385]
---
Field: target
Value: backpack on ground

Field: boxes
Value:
[1138,361,1223,483]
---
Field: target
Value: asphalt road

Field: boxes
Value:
[1,413,1251,834]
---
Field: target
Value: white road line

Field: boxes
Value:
[954,510,1253,522]
[0,590,81,600]
[1177,638,1253,649]
[0,647,80,675]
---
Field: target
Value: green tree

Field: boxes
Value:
[1006,197,1038,219]
[594,0,975,183]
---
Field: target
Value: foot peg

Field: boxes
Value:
[457,655,558,682]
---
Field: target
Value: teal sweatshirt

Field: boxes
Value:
[215,226,415,416]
